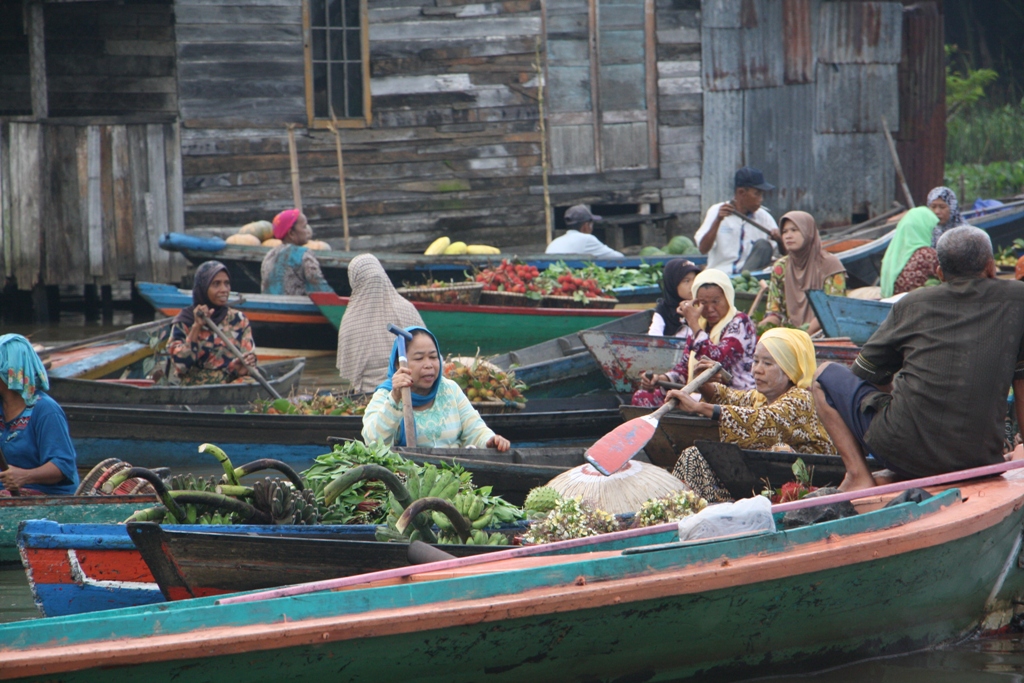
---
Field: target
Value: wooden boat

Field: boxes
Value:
[488,310,653,397]
[0,495,157,564]
[47,357,304,406]
[16,520,381,616]
[308,290,634,355]
[64,395,625,471]
[4,474,1019,682]
[807,289,892,344]
[139,281,637,356]
[580,330,859,394]
[158,232,687,296]
[128,523,505,603]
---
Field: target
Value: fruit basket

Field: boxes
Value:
[397,282,483,306]
[479,291,543,308]
[540,294,618,309]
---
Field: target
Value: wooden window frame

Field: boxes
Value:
[303,0,372,129]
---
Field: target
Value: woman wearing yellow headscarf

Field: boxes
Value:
[662,328,837,502]
[632,268,757,407]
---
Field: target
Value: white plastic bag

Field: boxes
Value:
[676,495,775,542]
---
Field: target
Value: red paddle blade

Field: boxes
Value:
[585,414,659,475]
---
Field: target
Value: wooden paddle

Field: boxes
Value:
[748,279,768,316]
[195,309,281,400]
[585,362,723,476]
[387,324,417,447]
[218,457,1024,607]
[0,447,19,496]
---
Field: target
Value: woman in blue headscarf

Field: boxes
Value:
[0,334,79,496]
[361,327,510,451]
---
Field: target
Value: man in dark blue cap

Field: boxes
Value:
[546,204,623,258]
[694,167,783,274]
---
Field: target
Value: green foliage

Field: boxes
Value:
[944,160,1024,203]
[302,440,411,525]
[946,45,1000,121]
[947,103,1024,166]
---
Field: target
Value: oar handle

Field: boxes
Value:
[387,324,417,447]
[747,279,768,316]
[650,362,722,420]
[0,447,19,497]
[729,201,774,237]
[196,310,281,400]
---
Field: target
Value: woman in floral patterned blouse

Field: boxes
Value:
[663,328,836,502]
[632,269,757,407]
[879,207,940,297]
[762,211,846,335]
[167,261,256,386]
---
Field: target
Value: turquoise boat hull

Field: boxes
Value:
[4,481,1023,682]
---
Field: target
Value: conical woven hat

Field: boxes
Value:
[546,461,687,515]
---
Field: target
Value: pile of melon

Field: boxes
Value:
[639,235,699,257]
[224,220,331,250]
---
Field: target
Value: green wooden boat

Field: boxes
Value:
[0,494,156,564]
[4,473,1024,682]
[308,291,635,354]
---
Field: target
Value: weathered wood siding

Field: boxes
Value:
[701,0,900,226]
[0,1,177,117]
[0,121,186,290]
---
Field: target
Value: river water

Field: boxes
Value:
[3,316,1024,679]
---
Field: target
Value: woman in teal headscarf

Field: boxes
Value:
[879,207,941,297]
[0,334,79,496]
[361,326,510,451]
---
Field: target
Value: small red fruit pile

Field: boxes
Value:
[474,260,542,295]
[548,273,605,299]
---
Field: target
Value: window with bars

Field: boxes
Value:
[306,0,369,125]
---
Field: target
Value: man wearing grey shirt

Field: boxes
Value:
[546,205,624,258]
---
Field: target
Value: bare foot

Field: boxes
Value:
[838,472,877,492]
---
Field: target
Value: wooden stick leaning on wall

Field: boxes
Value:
[328,109,351,252]
[880,115,915,209]
[535,36,553,245]
[286,124,302,211]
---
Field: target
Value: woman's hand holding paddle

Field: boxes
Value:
[390,366,414,404]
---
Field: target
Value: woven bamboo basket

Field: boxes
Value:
[397,282,483,306]
[479,290,543,307]
[539,294,618,309]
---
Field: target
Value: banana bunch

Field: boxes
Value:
[466,529,506,546]
[424,236,500,256]
[167,473,218,493]
[198,511,235,525]
[251,477,322,526]
[404,464,464,502]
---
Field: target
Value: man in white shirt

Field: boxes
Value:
[694,167,784,274]
[546,205,624,258]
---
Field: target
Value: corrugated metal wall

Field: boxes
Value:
[700,0,903,227]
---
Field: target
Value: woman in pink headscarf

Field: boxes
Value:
[260,209,332,295]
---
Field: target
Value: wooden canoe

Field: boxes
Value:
[4,476,1020,682]
[16,520,388,616]
[47,358,305,406]
[308,290,636,355]
[807,289,891,344]
[64,395,626,471]
[580,330,856,394]
[127,523,506,603]
[0,494,157,564]
[158,232,688,296]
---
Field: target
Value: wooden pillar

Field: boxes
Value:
[100,284,113,323]
[26,1,47,119]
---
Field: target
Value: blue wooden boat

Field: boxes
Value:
[807,289,892,344]
[158,233,691,295]
[3,475,1021,682]
[63,395,625,471]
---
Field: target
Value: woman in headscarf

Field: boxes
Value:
[761,211,846,335]
[336,254,425,393]
[260,209,332,295]
[879,207,941,297]
[632,269,757,407]
[647,259,702,337]
[927,186,969,247]
[664,328,837,502]
[167,261,257,386]
[361,326,510,451]
[0,335,79,496]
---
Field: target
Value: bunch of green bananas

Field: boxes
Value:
[251,477,322,526]
[404,464,464,501]
[167,473,218,493]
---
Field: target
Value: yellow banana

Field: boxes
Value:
[424,237,451,256]
[443,241,468,255]
[466,245,500,255]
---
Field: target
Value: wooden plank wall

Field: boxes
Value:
[0,121,186,290]
[701,0,900,227]
[0,1,177,117]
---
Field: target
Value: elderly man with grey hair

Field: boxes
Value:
[811,225,1024,491]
